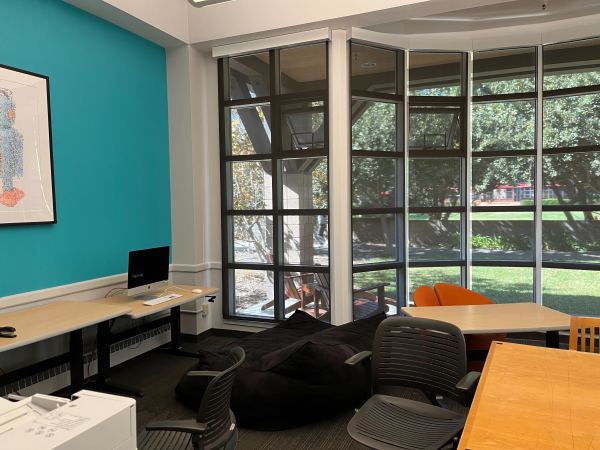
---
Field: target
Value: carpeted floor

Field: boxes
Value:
[107,335,464,449]
[106,335,368,449]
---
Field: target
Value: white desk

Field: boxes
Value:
[89,284,219,396]
[0,301,131,393]
[401,302,570,347]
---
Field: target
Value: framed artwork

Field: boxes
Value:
[0,64,55,225]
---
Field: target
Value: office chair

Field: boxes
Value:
[140,347,245,450]
[345,317,480,450]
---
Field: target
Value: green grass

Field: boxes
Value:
[355,266,600,316]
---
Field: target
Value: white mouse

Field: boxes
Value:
[192,289,203,294]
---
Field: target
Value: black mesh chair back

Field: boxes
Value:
[371,316,466,402]
[196,346,245,449]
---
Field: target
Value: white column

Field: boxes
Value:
[329,29,353,325]
[167,45,222,334]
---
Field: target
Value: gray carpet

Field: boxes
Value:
[109,335,466,449]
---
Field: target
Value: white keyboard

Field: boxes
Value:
[143,293,182,306]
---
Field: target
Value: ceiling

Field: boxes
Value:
[368,0,600,34]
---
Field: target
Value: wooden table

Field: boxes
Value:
[90,284,219,396]
[401,303,571,347]
[459,342,600,449]
[0,301,131,393]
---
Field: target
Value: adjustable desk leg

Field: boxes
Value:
[156,306,198,358]
[546,330,560,348]
[69,329,84,395]
[92,320,144,397]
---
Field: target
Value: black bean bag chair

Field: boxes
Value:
[175,310,386,430]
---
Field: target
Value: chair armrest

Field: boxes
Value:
[456,371,481,405]
[352,283,390,294]
[345,350,373,366]
[146,419,208,434]
[186,370,222,378]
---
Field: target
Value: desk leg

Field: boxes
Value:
[546,330,560,348]
[91,321,144,397]
[69,329,84,395]
[156,306,198,358]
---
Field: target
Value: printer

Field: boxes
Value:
[0,390,136,450]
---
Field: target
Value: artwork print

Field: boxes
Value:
[0,64,55,225]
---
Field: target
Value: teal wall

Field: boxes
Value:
[0,0,171,296]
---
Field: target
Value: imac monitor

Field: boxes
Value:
[127,246,170,299]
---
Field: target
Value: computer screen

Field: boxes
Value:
[127,246,170,291]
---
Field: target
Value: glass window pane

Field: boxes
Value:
[472,156,534,206]
[472,101,535,152]
[353,270,398,318]
[473,47,536,95]
[287,271,330,321]
[230,161,272,210]
[409,213,461,261]
[281,157,328,209]
[409,158,462,207]
[409,52,463,96]
[281,101,325,151]
[543,268,600,316]
[351,43,397,94]
[352,100,398,151]
[228,105,271,155]
[542,152,600,205]
[544,38,600,91]
[233,269,274,318]
[543,211,600,264]
[472,267,534,304]
[283,215,328,266]
[280,43,327,94]
[229,52,270,100]
[409,106,462,151]
[408,267,461,304]
[352,157,397,209]
[232,215,273,263]
[352,214,398,265]
[543,93,600,149]
[472,212,534,261]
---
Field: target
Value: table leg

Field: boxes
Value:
[156,306,198,358]
[91,320,144,397]
[546,330,560,348]
[69,329,84,395]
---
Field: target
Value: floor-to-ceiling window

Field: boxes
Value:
[541,37,600,315]
[471,47,537,303]
[219,43,330,321]
[346,36,600,316]
[350,43,405,319]
[407,51,468,299]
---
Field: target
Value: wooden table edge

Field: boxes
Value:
[458,340,501,449]
[0,302,132,353]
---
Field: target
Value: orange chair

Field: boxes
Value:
[413,285,440,307]
[434,283,494,306]
[433,283,505,371]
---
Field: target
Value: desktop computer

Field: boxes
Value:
[127,246,170,299]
